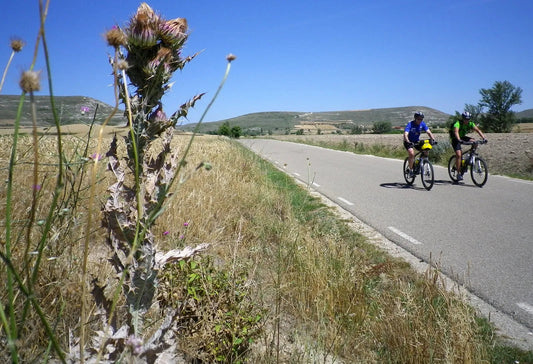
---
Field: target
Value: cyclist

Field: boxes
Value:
[450,111,487,181]
[403,111,435,176]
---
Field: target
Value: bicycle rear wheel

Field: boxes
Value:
[403,158,415,185]
[448,155,459,182]
[420,161,434,190]
[470,157,488,187]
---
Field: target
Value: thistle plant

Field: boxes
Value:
[98,2,219,343]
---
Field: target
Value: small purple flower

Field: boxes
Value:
[80,106,90,114]
[183,222,189,227]
[33,184,42,191]
[179,235,185,239]
[125,335,143,355]
[163,231,170,236]
[89,153,103,161]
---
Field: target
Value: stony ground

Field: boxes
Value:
[273,132,533,179]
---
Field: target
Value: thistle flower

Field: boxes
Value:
[145,47,172,76]
[105,26,127,48]
[148,105,168,123]
[126,3,161,48]
[10,38,25,52]
[19,70,41,93]
[159,18,188,47]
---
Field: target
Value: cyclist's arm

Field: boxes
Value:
[473,125,486,140]
[453,127,461,141]
[426,128,435,141]
[403,129,411,143]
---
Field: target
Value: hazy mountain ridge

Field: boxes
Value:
[1,95,531,132]
[0,95,126,127]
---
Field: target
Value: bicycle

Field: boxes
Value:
[403,139,436,190]
[447,139,488,187]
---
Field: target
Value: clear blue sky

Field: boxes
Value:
[1,0,532,123]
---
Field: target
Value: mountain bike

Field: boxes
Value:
[447,139,488,187]
[403,139,436,190]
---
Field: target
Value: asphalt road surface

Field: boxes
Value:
[240,138,533,338]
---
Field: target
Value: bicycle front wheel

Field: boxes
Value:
[470,157,488,187]
[420,161,434,190]
[403,158,415,185]
[448,155,459,182]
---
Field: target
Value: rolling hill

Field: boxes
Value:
[0,95,126,127]
[178,106,453,134]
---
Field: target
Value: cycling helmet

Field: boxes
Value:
[461,111,472,120]
[414,111,424,119]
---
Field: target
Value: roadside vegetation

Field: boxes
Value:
[2,2,532,363]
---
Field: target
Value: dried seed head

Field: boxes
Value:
[105,26,127,48]
[226,53,237,62]
[116,59,129,71]
[19,70,41,93]
[10,38,25,52]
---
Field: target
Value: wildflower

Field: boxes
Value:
[105,26,127,48]
[159,17,188,47]
[226,53,237,62]
[33,184,42,191]
[148,105,168,123]
[126,3,161,48]
[183,222,189,227]
[81,106,90,114]
[163,231,170,236]
[89,153,103,161]
[19,70,41,93]
[10,38,25,52]
[125,335,143,355]
[146,47,173,76]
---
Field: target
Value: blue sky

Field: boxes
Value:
[1,0,532,123]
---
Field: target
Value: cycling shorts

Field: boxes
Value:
[451,136,472,151]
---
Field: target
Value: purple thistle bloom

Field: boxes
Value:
[163,231,170,236]
[33,184,42,191]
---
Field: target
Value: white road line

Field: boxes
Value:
[388,226,423,245]
[312,182,320,187]
[338,197,354,206]
[517,302,533,316]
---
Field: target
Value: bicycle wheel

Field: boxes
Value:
[403,158,415,185]
[420,161,434,190]
[470,157,488,187]
[448,155,459,182]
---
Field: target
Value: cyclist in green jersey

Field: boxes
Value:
[450,111,487,181]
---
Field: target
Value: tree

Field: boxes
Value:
[218,121,231,136]
[478,80,522,133]
[372,121,392,134]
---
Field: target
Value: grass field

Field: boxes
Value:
[2,130,532,362]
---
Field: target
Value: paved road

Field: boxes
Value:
[240,139,533,333]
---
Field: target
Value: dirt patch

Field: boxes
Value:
[272,133,533,179]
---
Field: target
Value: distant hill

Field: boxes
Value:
[517,109,533,119]
[179,106,452,134]
[0,95,126,127]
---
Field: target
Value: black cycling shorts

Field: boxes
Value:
[451,136,472,151]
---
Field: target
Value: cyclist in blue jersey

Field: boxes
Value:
[449,111,487,181]
[403,111,435,176]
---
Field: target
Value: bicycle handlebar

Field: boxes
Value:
[460,139,487,146]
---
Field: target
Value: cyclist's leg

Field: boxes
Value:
[451,138,462,173]
[403,141,415,170]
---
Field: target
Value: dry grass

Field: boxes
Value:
[1,130,529,362]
